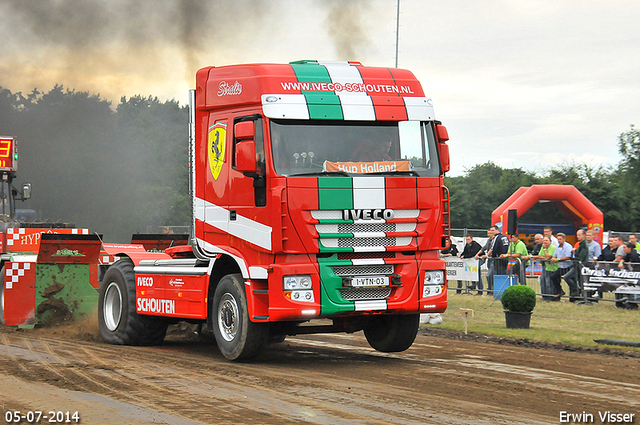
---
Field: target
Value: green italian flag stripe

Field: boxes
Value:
[290,62,331,83]
[318,233,354,238]
[291,63,343,120]
[317,219,352,224]
[318,176,354,253]
[318,255,355,315]
[318,177,353,210]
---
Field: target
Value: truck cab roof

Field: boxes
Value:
[196,60,435,121]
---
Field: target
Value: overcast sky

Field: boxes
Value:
[1,0,638,176]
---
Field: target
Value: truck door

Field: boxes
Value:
[226,114,272,252]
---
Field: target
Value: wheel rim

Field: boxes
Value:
[218,293,239,342]
[103,282,123,331]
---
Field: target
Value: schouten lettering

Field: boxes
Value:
[137,277,154,287]
[343,209,394,221]
[137,298,175,314]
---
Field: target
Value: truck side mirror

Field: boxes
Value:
[436,124,449,142]
[438,142,450,174]
[436,124,450,173]
[22,182,32,200]
[235,121,257,173]
[236,140,257,173]
[235,121,255,140]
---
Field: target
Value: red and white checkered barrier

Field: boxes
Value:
[5,262,32,289]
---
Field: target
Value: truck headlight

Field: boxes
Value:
[423,271,444,298]
[283,275,315,303]
[283,275,312,290]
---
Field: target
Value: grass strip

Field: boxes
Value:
[430,289,640,350]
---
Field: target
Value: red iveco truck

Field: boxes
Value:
[98,60,451,360]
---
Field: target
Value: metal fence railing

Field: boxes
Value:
[447,257,639,309]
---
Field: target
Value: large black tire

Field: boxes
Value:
[364,314,420,352]
[98,259,168,346]
[212,273,267,361]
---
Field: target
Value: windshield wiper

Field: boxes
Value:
[368,171,420,176]
[289,171,350,177]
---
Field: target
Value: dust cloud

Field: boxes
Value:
[0,0,381,241]
[323,0,372,60]
[0,0,275,101]
[0,0,377,101]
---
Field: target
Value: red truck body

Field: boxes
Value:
[98,61,451,360]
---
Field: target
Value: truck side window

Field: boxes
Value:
[422,122,441,176]
[233,115,266,207]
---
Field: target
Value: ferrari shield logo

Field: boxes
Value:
[208,123,227,180]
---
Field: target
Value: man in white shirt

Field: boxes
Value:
[543,226,559,247]
[550,232,573,299]
[585,230,601,261]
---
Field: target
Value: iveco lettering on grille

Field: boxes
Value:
[342,209,395,221]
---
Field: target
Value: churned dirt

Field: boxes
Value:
[0,321,639,424]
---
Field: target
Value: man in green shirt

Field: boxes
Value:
[532,236,558,300]
[501,234,529,285]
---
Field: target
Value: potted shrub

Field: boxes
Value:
[500,285,536,329]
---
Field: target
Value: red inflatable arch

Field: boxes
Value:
[491,185,604,244]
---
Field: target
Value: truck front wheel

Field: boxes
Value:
[98,259,168,346]
[364,314,420,352]
[212,273,267,361]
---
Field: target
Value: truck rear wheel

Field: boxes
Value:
[212,273,267,361]
[364,314,420,352]
[98,259,168,346]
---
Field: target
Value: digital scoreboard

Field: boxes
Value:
[0,137,18,172]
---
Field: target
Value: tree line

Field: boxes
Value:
[446,126,639,231]
[0,85,189,242]
[0,84,637,241]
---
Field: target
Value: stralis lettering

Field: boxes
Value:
[137,276,154,287]
[137,298,175,315]
[217,81,242,96]
[343,209,394,221]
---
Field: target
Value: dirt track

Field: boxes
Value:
[1,323,639,425]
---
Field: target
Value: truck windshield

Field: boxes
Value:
[270,119,440,177]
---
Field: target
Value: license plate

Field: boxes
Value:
[351,276,390,287]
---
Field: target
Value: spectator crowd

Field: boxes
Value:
[444,226,639,309]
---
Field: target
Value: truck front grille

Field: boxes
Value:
[333,265,393,276]
[340,287,392,301]
[311,209,418,252]
[319,237,412,248]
